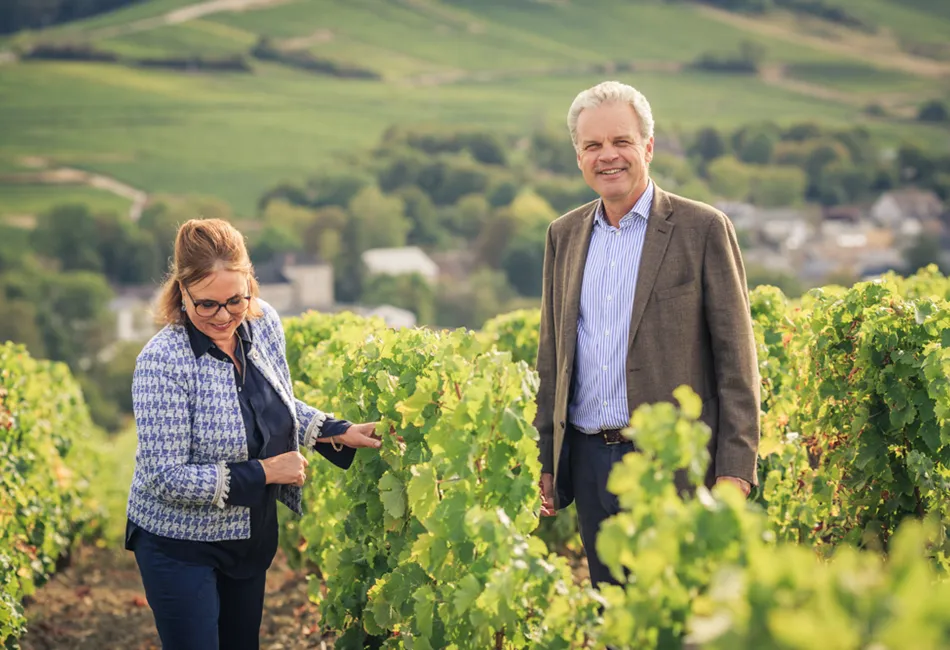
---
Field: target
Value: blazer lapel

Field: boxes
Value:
[561,202,598,369]
[627,185,674,350]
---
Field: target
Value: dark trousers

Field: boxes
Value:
[134,534,267,650]
[568,424,635,588]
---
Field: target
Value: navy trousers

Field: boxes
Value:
[134,533,267,650]
[567,424,636,588]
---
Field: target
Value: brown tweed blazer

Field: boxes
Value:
[534,183,760,506]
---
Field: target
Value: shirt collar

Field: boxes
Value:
[185,318,252,359]
[594,179,655,228]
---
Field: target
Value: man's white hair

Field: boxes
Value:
[567,80,655,148]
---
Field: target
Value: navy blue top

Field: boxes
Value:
[126,318,351,578]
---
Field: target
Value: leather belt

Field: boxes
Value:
[598,428,626,445]
[567,423,628,445]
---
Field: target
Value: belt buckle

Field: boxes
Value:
[603,429,624,445]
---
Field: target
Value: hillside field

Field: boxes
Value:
[0,0,948,215]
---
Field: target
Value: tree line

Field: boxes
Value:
[0,0,142,35]
[1,120,947,430]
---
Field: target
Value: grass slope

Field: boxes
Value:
[0,0,947,215]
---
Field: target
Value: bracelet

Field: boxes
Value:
[331,437,344,452]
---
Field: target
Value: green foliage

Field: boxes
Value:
[480,309,542,366]
[918,100,949,123]
[0,343,106,646]
[363,273,436,326]
[285,312,596,648]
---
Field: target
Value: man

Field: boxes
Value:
[534,81,760,587]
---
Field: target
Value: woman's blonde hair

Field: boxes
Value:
[154,218,264,326]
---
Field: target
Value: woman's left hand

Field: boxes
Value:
[334,422,382,449]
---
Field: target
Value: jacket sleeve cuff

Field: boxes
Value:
[302,410,330,449]
[225,460,267,507]
[714,458,758,487]
[213,462,231,509]
[538,434,554,475]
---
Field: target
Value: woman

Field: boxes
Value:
[125,218,382,649]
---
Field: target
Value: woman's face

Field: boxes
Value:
[180,269,250,346]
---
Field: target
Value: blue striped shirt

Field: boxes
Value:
[569,181,654,434]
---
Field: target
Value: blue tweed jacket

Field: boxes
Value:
[127,299,343,542]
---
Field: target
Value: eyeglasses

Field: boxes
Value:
[183,286,251,319]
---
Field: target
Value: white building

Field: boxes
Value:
[361,246,439,283]
[870,189,944,236]
[256,253,334,317]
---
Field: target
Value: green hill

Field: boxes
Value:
[0,0,948,214]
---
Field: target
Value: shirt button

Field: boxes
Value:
[607,295,612,301]
[611,262,616,268]
[602,365,608,371]
[605,330,610,336]
[603,400,607,407]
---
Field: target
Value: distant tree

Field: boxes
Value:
[690,127,727,163]
[531,128,578,175]
[707,156,753,200]
[377,149,427,193]
[251,225,302,266]
[363,273,435,325]
[803,140,850,199]
[782,122,823,142]
[814,163,873,206]
[96,212,162,284]
[0,296,45,357]
[459,132,508,166]
[474,211,517,269]
[83,340,142,429]
[435,269,515,329]
[486,180,519,208]
[397,186,441,246]
[417,157,491,206]
[737,131,776,164]
[534,178,597,214]
[918,100,949,123]
[447,194,492,239]
[833,127,874,166]
[748,166,806,206]
[904,232,944,275]
[348,186,410,249]
[674,179,717,205]
[502,226,547,297]
[31,204,103,272]
[312,174,368,209]
[263,199,318,234]
[0,223,31,273]
[896,144,936,183]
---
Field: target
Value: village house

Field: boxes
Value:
[869,188,944,238]
[361,246,439,283]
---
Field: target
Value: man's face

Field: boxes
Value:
[575,102,654,205]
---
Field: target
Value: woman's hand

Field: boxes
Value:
[260,451,309,486]
[333,422,382,449]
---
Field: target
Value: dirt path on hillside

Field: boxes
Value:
[86,0,297,40]
[19,544,331,650]
[696,5,950,78]
[0,158,147,221]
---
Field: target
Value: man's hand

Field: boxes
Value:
[540,472,556,517]
[334,422,383,449]
[715,475,751,497]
